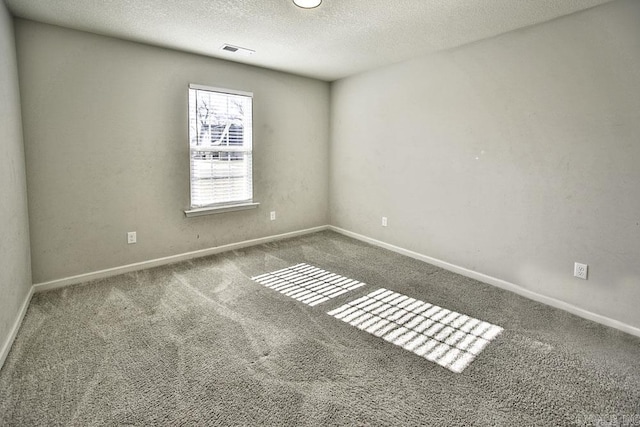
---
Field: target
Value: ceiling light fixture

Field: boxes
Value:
[293,0,322,9]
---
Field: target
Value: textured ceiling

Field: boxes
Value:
[5,0,615,81]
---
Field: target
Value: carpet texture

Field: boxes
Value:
[1,230,639,426]
[327,288,504,373]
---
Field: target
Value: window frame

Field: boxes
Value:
[184,84,259,217]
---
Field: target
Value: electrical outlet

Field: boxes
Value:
[127,231,137,244]
[270,211,276,221]
[574,262,588,280]
[382,217,388,227]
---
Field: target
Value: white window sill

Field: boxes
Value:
[184,202,260,217]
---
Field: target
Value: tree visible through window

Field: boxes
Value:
[188,84,253,209]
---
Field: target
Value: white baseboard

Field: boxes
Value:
[329,226,640,339]
[24,223,640,342]
[33,225,329,293]
[0,286,33,371]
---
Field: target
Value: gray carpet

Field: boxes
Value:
[1,230,639,426]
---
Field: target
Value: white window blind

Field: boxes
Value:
[188,85,253,209]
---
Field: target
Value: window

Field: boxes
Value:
[186,84,257,216]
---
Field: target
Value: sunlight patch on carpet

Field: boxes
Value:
[252,263,366,306]
[327,289,503,373]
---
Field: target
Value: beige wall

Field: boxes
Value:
[330,0,640,328]
[0,2,32,356]
[16,20,330,284]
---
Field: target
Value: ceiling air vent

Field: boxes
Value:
[221,44,255,57]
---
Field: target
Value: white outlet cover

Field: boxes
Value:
[270,211,276,220]
[574,262,588,280]
[127,231,137,244]
[382,217,388,227]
